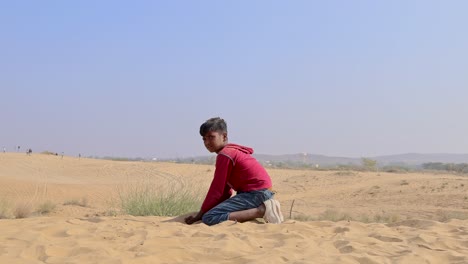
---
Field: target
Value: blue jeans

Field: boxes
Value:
[202,189,274,226]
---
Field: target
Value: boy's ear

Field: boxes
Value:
[223,132,228,141]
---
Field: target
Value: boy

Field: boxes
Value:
[185,117,284,226]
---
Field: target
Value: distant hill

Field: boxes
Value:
[255,153,468,167]
[167,153,468,168]
[253,153,358,167]
[370,153,468,165]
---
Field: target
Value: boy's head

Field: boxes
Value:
[200,117,228,153]
[199,117,227,136]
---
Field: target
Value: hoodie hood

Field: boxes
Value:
[223,143,253,154]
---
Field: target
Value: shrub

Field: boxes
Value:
[361,158,377,171]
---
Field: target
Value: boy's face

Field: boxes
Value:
[202,131,227,153]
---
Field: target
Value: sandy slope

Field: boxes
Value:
[0,153,467,263]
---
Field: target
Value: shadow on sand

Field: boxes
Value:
[162,212,265,225]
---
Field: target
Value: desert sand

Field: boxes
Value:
[0,152,467,263]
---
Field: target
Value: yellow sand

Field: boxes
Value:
[1,153,467,263]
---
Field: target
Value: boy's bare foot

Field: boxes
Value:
[258,203,266,216]
[263,199,283,224]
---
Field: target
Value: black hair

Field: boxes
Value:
[199,117,227,136]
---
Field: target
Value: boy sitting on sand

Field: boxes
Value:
[185,117,284,226]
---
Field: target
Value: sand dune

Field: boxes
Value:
[1,153,467,263]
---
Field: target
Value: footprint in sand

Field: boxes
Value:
[333,240,349,248]
[34,245,48,262]
[334,240,353,253]
[354,256,380,264]
[191,231,214,238]
[369,233,403,242]
[53,230,70,238]
[446,254,467,263]
[338,245,354,253]
[334,227,350,233]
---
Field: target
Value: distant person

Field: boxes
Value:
[26,148,32,155]
[17,146,20,152]
[61,152,64,159]
[185,117,283,226]
[2,147,5,153]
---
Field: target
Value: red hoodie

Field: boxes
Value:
[200,143,272,212]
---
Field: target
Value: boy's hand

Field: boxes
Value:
[185,211,203,225]
[184,215,199,225]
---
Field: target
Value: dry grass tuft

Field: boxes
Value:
[63,197,88,207]
[317,209,353,222]
[291,213,315,221]
[400,180,409,185]
[37,201,56,215]
[0,199,11,219]
[14,202,33,219]
[334,171,358,176]
[435,210,468,222]
[118,178,203,217]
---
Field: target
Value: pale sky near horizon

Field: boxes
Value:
[1,1,467,159]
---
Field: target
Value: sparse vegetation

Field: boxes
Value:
[371,213,400,223]
[41,150,58,155]
[0,199,11,219]
[37,201,56,215]
[292,209,401,224]
[317,209,352,222]
[291,213,315,221]
[104,209,119,217]
[382,165,411,173]
[118,180,203,217]
[435,210,468,222]
[334,171,358,176]
[422,162,468,174]
[14,202,32,219]
[63,198,88,207]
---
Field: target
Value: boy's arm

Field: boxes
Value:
[200,154,233,212]
[185,154,233,225]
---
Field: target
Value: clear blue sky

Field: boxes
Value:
[1,1,467,158]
